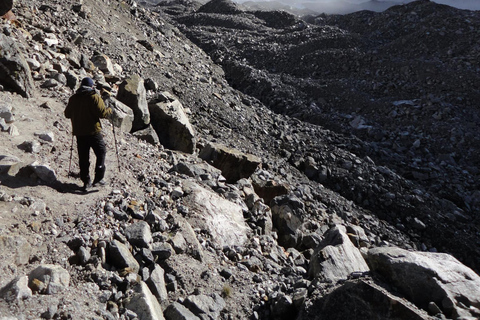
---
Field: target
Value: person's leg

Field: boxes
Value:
[91,133,107,184]
[76,136,91,186]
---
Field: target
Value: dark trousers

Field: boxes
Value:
[76,133,106,184]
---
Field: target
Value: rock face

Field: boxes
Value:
[182,181,250,248]
[117,74,149,132]
[0,34,35,98]
[149,92,196,154]
[125,281,165,320]
[308,225,370,282]
[28,264,70,295]
[198,142,261,183]
[299,280,432,320]
[367,247,480,319]
[105,96,134,133]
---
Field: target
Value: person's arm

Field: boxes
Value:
[64,97,73,119]
[93,94,112,119]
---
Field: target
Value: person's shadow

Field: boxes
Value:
[0,167,99,194]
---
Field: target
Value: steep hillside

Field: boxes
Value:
[1,0,480,320]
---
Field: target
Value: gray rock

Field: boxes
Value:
[0,276,32,302]
[0,154,24,177]
[270,195,304,248]
[133,125,160,145]
[184,293,226,320]
[308,225,370,282]
[0,104,15,123]
[108,240,140,273]
[29,161,57,183]
[0,34,35,98]
[198,142,261,183]
[19,140,41,153]
[125,281,165,320]
[125,221,153,248]
[149,92,196,154]
[151,242,174,260]
[182,181,249,249]
[117,74,150,132]
[91,52,116,76]
[104,96,134,133]
[164,302,201,320]
[297,280,432,320]
[367,247,480,319]
[146,264,168,308]
[28,264,70,294]
[34,131,55,142]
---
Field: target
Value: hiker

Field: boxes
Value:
[64,77,112,191]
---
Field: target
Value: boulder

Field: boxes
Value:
[117,74,149,132]
[0,155,23,176]
[182,181,250,248]
[132,125,160,145]
[0,276,32,302]
[146,264,168,308]
[125,281,165,320]
[183,293,226,320]
[308,225,370,282]
[0,235,31,265]
[297,280,432,320]
[108,240,140,273]
[124,221,153,248]
[270,195,304,248]
[91,52,116,77]
[28,264,70,295]
[198,142,261,183]
[29,161,57,183]
[367,246,480,318]
[0,104,15,123]
[251,174,289,205]
[164,302,200,320]
[149,92,196,154]
[0,34,35,98]
[104,96,134,132]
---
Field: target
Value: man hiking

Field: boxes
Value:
[65,77,112,191]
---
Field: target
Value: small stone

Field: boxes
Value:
[34,131,55,142]
[124,221,153,248]
[0,276,33,302]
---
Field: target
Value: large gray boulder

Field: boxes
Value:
[28,264,70,295]
[367,247,480,319]
[104,96,134,132]
[308,225,370,282]
[0,34,35,98]
[108,240,140,273]
[125,281,165,320]
[297,280,432,320]
[182,181,250,248]
[149,92,196,154]
[117,74,149,132]
[198,142,261,183]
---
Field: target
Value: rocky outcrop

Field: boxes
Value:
[117,74,149,132]
[308,225,370,282]
[0,34,35,98]
[182,180,250,248]
[198,142,261,183]
[367,247,480,319]
[149,92,196,154]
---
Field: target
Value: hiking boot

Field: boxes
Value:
[82,181,92,192]
[92,179,106,187]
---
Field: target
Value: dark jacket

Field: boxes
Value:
[64,86,112,136]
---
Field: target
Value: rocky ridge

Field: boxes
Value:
[0,0,479,320]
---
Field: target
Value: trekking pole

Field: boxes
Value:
[112,123,121,171]
[68,134,74,176]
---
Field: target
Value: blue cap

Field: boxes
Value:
[81,77,94,87]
